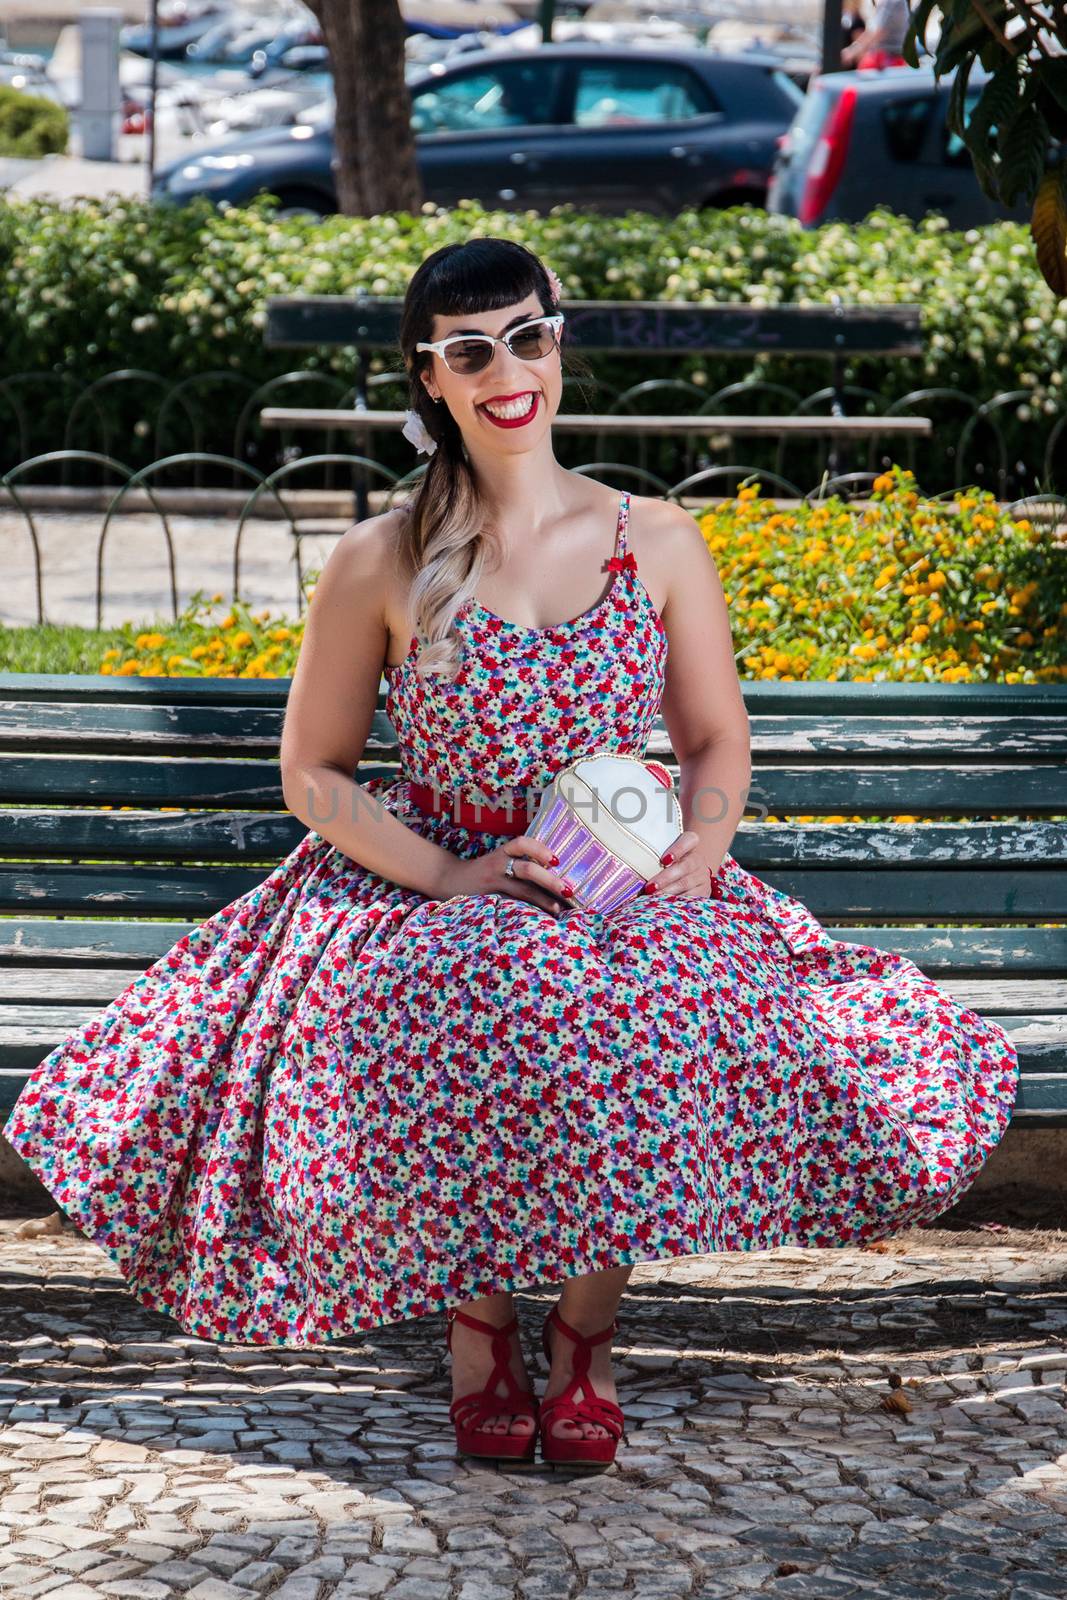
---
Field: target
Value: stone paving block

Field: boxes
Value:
[96,1585,173,1600]
[6,1225,1067,1600]
[141,1558,219,1586]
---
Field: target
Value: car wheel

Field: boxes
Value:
[269,188,334,220]
[701,187,767,211]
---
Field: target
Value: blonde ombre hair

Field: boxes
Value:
[395,237,583,682]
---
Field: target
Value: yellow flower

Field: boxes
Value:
[135,631,166,650]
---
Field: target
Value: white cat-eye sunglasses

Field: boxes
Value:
[415,314,565,376]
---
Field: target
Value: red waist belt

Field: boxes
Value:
[407,780,534,836]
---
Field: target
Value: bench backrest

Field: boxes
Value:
[265,296,924,359]
[0,675,1063,1129]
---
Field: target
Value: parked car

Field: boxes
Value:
[767,64,1031,228]
[152,42,805,217]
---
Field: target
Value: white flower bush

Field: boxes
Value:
[0,194,1062,479]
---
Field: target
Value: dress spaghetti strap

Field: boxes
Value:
[613,490,630,560]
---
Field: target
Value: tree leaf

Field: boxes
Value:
[1031,164,1067,299]
[999,104,1050,206]
[970,56,1024,145]
[947,54,976,143]
[903,0,941,69]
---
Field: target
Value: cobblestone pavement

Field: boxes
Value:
[2,1209,1067,1600]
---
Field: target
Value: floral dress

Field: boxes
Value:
[5,490,1020,1347]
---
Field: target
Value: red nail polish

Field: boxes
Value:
[641,880,657,893]
[661,851,674,866]
[550,855,560,866]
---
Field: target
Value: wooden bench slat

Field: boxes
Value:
[1,813,1063,867]
[3,920,1061,974]
[258,407,933,438]
[3,675,1066,719]
[3,702,1065,761]
[0,808,306,860]
[1012,1075,1067,1121]
[752,871,1067,920]
[2,862,1064,921]
[263,295,925,357]
[0,866,264,916]
[0,919,194,965]
[0,757,1063,813]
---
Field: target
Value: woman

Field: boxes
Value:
[6,237,1019,1473]
[842,0,910,69]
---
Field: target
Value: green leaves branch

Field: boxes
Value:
[905,1,1067,293]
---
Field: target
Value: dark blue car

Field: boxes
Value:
[152,43,805,217]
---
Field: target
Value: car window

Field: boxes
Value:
[410,62,561,134]
[771,68,806,112]
[572,61,716,126]
[883,95,934,162]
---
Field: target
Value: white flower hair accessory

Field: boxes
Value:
[544,265,563,305]
[402,407,438,456]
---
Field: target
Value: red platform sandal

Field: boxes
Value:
[446,1308,539,1464]
[539,1305,626,1470]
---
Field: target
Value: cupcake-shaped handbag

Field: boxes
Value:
[526,751,683,914]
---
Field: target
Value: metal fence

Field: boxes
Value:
[4,446,1065,629]
[0,365,1063,503]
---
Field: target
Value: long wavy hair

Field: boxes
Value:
[395,237,588,683]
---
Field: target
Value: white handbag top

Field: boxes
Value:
[567,754,682,860]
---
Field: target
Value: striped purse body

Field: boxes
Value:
[526,752,683,914]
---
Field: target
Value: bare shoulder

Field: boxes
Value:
[628,491,707,550]
[624,493,714,615]
[330,504,410,586]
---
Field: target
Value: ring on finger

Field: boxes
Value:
[504,855,517,879]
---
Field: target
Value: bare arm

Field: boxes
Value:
[842,20,885,63]
[279,512,573,914]
[279,514,459,898]
[645,500,752,884]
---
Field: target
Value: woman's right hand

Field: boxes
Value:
[435,837,578,917]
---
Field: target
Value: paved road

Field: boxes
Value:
[1,512,345,629]
[2,1212,1066,1600]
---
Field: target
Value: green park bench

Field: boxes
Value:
[1,674,1064,1147]
[260,297,932,514]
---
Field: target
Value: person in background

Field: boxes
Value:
[842,0,910,69]
[841,5,869,55]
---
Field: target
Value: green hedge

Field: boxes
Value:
[0,85,68,159]
[0,195,1062,484]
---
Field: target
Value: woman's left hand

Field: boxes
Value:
[643,830,716,900]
